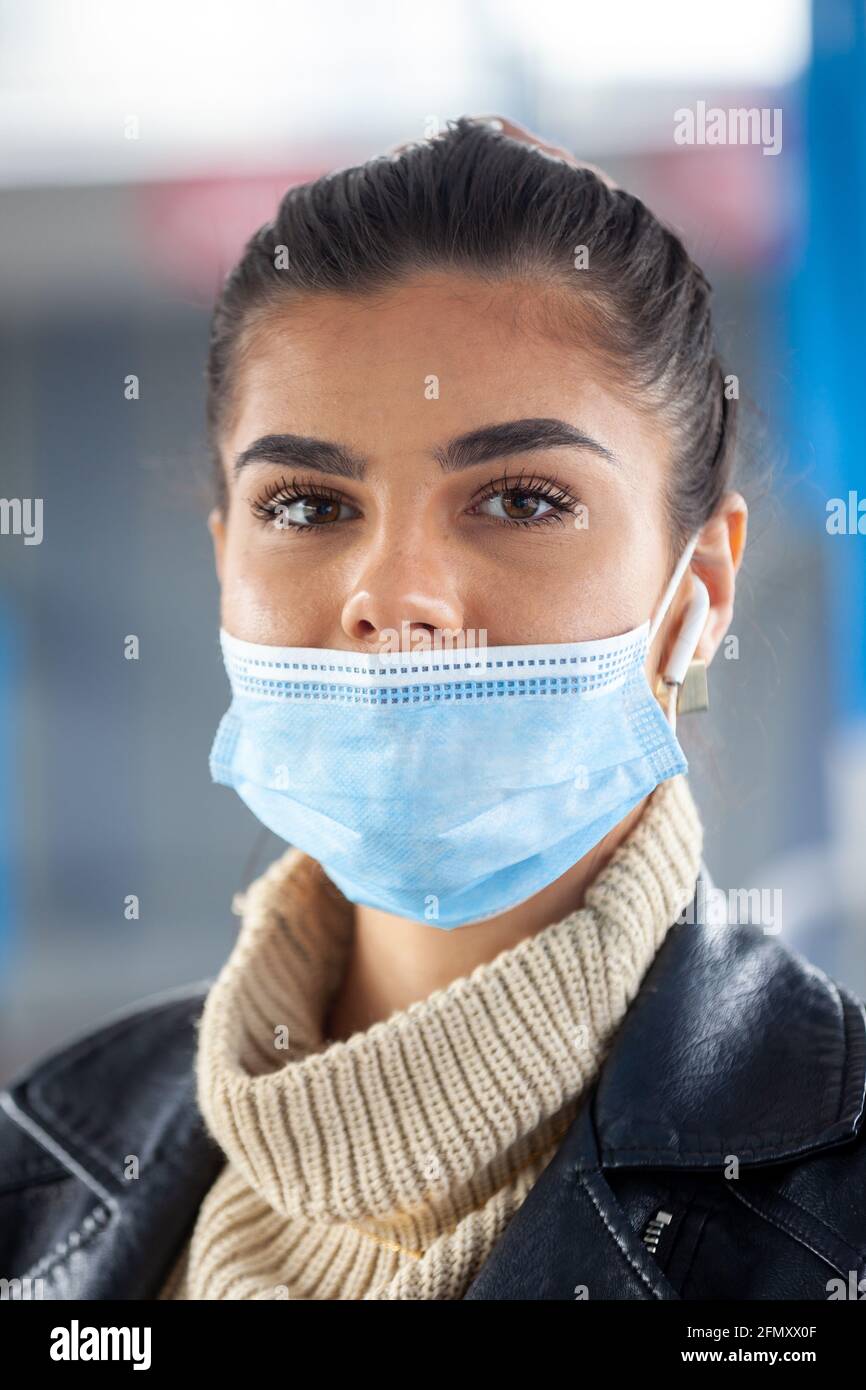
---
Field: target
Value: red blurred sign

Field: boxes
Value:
[136,167,328,300]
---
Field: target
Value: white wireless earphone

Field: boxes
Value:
[663,573,710,688]
[647,533,710,731]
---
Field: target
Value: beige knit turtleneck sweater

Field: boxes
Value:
[158,772,702,1301]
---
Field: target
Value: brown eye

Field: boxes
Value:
[249,474,362,533]
[294,499,340,525]
[271,496,354,528]
[477,490,555,522]
[501,491,544,519]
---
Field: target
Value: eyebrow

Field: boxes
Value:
[232,418,619,480]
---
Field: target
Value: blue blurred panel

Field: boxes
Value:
[788,0,866,724]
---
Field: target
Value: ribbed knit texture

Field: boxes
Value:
[159,772,703,1300]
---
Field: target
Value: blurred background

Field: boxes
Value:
[1,0,864,1083]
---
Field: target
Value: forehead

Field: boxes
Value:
[225,272,668,470]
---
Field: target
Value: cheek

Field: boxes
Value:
[500,571,639,644]
[472,524,656,644]
[219,525,335,645]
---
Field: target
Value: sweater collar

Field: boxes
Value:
[193,773,704,1237]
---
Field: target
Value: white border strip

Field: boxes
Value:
[219,623,651,689]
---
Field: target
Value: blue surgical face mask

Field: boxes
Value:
[209,539,697,929]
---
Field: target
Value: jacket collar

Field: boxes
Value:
[593,866,866,1168]
[1,980,224,1299]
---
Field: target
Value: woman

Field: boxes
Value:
[1,116,865,1303]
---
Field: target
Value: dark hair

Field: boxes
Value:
[206,116,738,559]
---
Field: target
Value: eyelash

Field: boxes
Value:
[248,470,581,533]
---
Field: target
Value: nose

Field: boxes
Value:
[341,541,464,650]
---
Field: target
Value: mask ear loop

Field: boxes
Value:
[647,534,709,734]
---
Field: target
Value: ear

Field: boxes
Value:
[208,506,226,586]
[691,492,748,667]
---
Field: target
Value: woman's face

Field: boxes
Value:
[210,272,684,664]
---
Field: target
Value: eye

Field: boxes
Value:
[249,476,360,532]
[273,497,350,527]
[476,490,557,522]
[468,471,580,528]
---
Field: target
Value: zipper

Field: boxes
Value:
[641,1208,673,1257]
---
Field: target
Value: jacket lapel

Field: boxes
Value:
[2,981,223,1299]
[465,871,866,1299]
[593,914,866,1171]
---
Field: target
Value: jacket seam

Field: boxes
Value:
[0,1090,116,1207]
[727,1183,865,1277]
[602,1132,856,1160]
[778,1183,866,1258]
[0,1091,120,1290]
[575,1168,671,1300]
[13,1203,115,1286]
[839,994,866,1126]
[678,1202,713,1300]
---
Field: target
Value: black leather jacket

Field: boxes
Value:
[2,869,865,1301]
